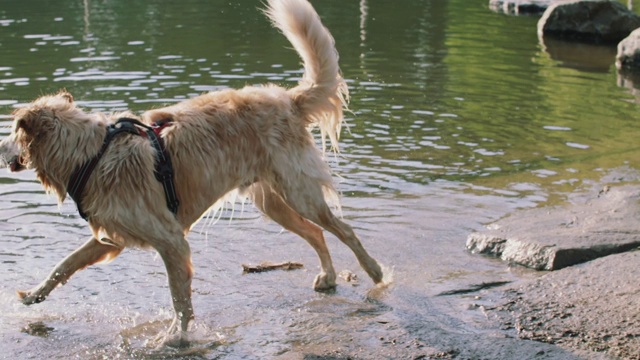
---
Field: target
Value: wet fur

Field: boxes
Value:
[0,0,384,347]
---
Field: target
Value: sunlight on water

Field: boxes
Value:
[1,0,640,358]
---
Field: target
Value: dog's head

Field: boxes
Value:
[0,90,91,199]
[1,90,76,172]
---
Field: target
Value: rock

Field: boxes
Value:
[489,0,555,15]
[487,251,640,358]
[21,321,54,337]
[617,27,640,69]
[467,185,640,270]
[537,0,640,44]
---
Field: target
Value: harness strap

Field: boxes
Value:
[147,119,180,215]
[67,117,179,221]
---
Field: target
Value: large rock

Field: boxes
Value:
[467,185,640,270]
[489,0,555,15]
[617,27,640,69]
[537,0,640,44]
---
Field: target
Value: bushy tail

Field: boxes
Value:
[265,0,348,152]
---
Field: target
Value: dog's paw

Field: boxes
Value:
[313,272,337,291]
[17,290,45,305]
[160,331,190,348]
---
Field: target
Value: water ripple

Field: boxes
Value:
[69,56,121,62]
[55,70,150,82]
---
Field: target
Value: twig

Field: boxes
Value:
[242,261,304,273]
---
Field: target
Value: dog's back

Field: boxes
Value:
[142,0,351,226]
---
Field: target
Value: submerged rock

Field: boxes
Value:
[617,27,640,69]
[21,321,54,337]
[467,185,640,270]
[538,0,640,44]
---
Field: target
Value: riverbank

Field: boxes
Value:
[487,250,640,359]
[468,169,640,359]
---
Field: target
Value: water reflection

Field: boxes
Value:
[359,0,367,49]
[1,0,640,358]
[538,36,617,72]
[0,0,638,209]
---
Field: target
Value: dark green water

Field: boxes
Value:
[0,0,637,358]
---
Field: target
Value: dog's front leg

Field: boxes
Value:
[17,237,123,305]
[154,238,194,348]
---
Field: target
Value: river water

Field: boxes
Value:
[1,0,639,359]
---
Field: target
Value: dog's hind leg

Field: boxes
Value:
[17,237,123,305]
[317,212,384,285]
[275,180,384,286]
[249,183,337,290]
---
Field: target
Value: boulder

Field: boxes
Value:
[617,27,640,69]
[537,0,640,44]
[467,185,640,270]
[489,0,555,15]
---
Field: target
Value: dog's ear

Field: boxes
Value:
[13,109,44,135]
[58,90,74,103]
[13,110,34,134]
[16,118,30,133]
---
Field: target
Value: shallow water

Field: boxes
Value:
[1,0,639,358]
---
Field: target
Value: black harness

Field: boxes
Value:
[67,117,179,221]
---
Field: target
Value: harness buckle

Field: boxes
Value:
[154,161,174,181]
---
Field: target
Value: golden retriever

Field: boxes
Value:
[0,0,384,346]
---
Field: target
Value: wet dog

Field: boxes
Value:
[0,0,383,346]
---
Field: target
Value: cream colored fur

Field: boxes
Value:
[0,0,383,347]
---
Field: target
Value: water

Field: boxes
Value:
[1,0,639,358]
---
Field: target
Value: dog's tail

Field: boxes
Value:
[265,0,348,152]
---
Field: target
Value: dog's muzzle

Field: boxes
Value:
[7,155,26,172]
[0,136,26,172]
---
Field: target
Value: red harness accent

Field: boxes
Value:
[141,118,173,138]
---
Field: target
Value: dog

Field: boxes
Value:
[0,0,384,346]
